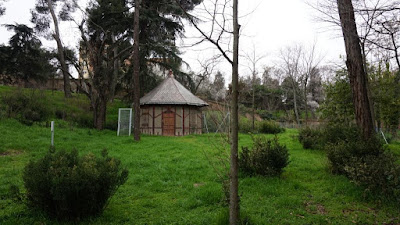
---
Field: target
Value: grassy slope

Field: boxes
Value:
[0,86,128,130]
[0,119,399,224]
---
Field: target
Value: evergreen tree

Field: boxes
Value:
[135,0,203,95]
[79,0,203,130]
[80,0,132,130]
[1,24,55,86]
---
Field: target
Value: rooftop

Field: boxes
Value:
[140,71,208,107]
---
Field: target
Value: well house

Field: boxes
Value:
[139,72,208,136]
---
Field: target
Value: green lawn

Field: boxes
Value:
[0,119,399,224]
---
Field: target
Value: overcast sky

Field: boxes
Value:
[0,0,345,79]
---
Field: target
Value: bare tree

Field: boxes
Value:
[262,66,284,111]
[279,44,303,124]
[193,57,218,94]
[31,0,74,98]
[175,0,241,222]
[358,1,400,135]
[243,45,265,130]
[301,42,323,124]
[230,1,239,222]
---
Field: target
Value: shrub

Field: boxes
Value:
[240,136,289,176]
[298,127,322,149]
[322,124,360,145]
[23,148,128,220]
[344,153,400,197]
[297,124,361,150]
[326,137,383,174]
[1,90,50,125]
[258,120,285,134]
[326,134,400,201]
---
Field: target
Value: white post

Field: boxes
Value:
[51,121,54,147]
[129,108,133,136]
[117,109,121,136]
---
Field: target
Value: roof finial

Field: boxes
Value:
[168,69,174,78]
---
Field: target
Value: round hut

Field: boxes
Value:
[139,72,208,136]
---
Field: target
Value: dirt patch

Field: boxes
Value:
[193,183,205,188]
[304,201,327,215]
[0,149,23,157]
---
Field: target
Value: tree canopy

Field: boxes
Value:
[0,24,55,85]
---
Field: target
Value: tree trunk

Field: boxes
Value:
[337,0,374,139]
[47,0,71,98]
[93,96,107,130]
[133,0,141,141]
[229,0,239,224]
[304,81,308,125]
[292,82,300,124]
[111,33,120,102]
[252,73,255,131]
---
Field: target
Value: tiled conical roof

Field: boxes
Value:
[140,72,208,107]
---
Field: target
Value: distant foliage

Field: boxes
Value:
[320,70,354,125]
[369,64,400,135]
[239,117,256,133]
[321,65,400,135]
[240,136,289,176]
[1,90,50,125]
[258,120,285,134]
[23,148,128,220]
[239,117,284,134]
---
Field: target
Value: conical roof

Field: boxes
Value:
[140,72,208,107]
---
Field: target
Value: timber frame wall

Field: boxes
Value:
[140,105,204,136]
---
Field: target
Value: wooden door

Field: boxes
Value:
[163,111,175,136]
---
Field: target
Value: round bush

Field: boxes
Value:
[239,136,289,176]
[298,127,322,149]
[23,148,128,220]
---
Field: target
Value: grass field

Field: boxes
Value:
[0,119,399,224]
